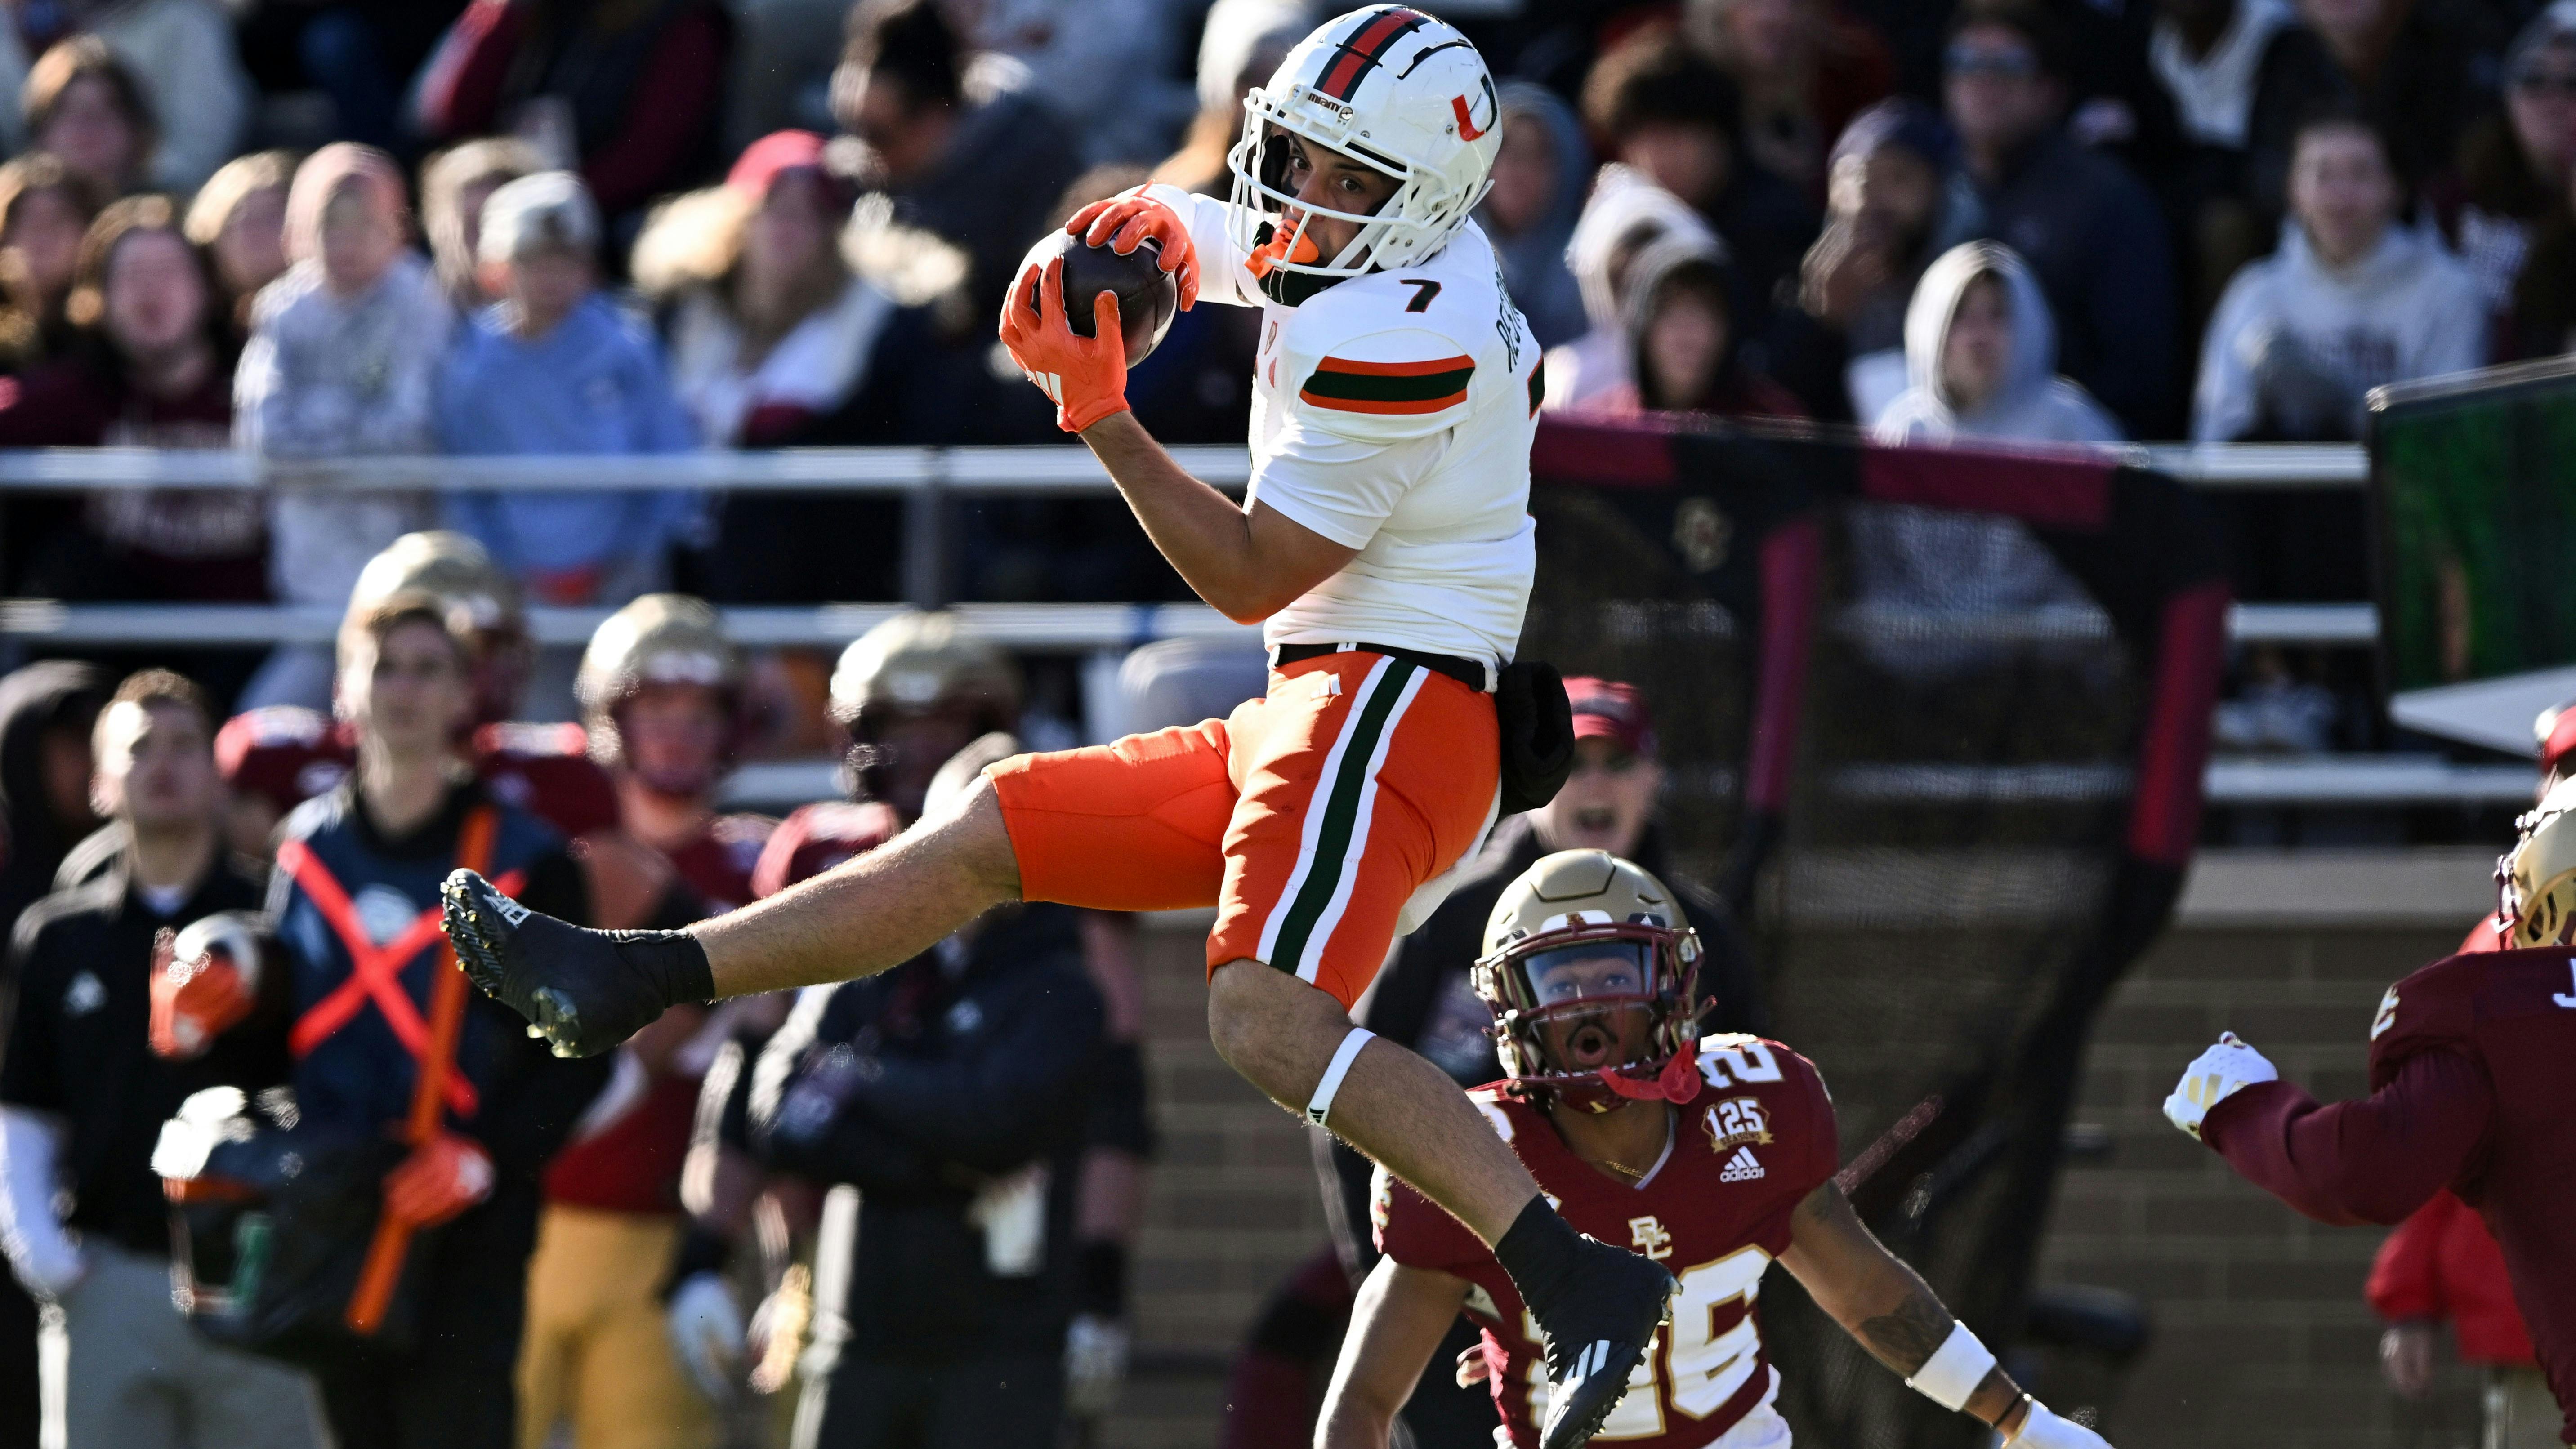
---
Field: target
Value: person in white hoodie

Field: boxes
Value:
[1873,238,2123,445]
[1862,239,2114,680]
[233,144,454,711]
[2193,112,2487,441]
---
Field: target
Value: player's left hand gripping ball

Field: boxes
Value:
[2162,1031,2278,1140]
[439,868,714,1058]
[1000,257,1130,434]
[1066,188,1200,310]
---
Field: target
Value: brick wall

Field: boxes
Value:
[1104,851,2513,1448]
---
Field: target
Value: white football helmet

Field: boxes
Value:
[1226,6,1502,289]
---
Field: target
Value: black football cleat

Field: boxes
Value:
[1534,1239,1678,1449]
[440,869,713,1059]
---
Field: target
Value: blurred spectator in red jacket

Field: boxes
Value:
[181,150,293,333]
[0,196,261,604]
[0,153,102,375]
[420,137,544,315]
[413,0,731,235]
[1684,0,1895,196]
[2371,1183,2548,1443]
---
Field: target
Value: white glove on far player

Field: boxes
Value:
[2162,1033,2278,1141]
[666,1271,745,1404]
[2007,1400,2115,1447]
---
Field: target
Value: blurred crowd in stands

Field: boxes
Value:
[0,0,2562,631]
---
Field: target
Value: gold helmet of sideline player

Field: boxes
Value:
[1472,849,1702,1110]
[2501,774,2576,947]
[576,593,743,796]
[829,611,1022,819]
[345,531,532,724]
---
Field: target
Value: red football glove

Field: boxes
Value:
[999,257,1130,434]
[148,927,254,1060]
[382,1132,494,1229]
[1066,187,1199,311]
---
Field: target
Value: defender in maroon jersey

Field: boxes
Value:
[2174,776,2576,1445]
[1334,851,2111,1449]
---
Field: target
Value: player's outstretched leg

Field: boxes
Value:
[443,776,1026,1057]
[1207,960,1674,1449]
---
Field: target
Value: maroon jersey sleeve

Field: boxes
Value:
[750,802,902,899]
[216,706,349,815]
[2201,1053,2494,1227]
[475,723,621,839]
[1371,1160,1489,1278]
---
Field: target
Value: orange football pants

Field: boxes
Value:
[988,651,1499,1008]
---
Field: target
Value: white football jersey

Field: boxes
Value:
[1144,184,1540,666]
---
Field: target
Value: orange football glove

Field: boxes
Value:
[382,1132,494,1229]
[999,257,1130,434]
[148,927,254,1060]
[1067,188,1199,311]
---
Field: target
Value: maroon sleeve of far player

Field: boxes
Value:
[2200,1052,2496,1227]
[1372,1163,1485,1275]
[1783,1045,1841,1193]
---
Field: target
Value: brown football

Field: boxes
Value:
[1018,227,1179,366]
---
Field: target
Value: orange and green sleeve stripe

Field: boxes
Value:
[1300,354,1474,415]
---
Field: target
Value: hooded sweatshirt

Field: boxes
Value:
[1873,241,2123,445]
[0,661,109,942]
[1545,167,1721,412]
[1860,243,2107,681]
[1478,84,1591,352]
[2192,220,2486,441]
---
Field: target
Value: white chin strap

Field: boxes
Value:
[1306,1028,1376,1127]
[1905,1321,1997,1413]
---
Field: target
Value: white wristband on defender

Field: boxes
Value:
[1905,1322,1996,1412]
[1306,1028,1376,1126]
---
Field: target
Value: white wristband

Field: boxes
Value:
[1306,1028,1376,1126]
[1904,1321,1996,1413]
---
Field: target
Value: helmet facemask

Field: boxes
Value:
[1474,918,1700,1110]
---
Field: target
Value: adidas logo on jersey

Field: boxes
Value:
[1719,1147,1764,1183]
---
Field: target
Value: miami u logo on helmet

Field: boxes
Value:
[1452,76,1497,141]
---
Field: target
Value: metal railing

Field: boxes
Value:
[5,441,2487,813]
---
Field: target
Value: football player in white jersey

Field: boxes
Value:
[440,13,1676,1448]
